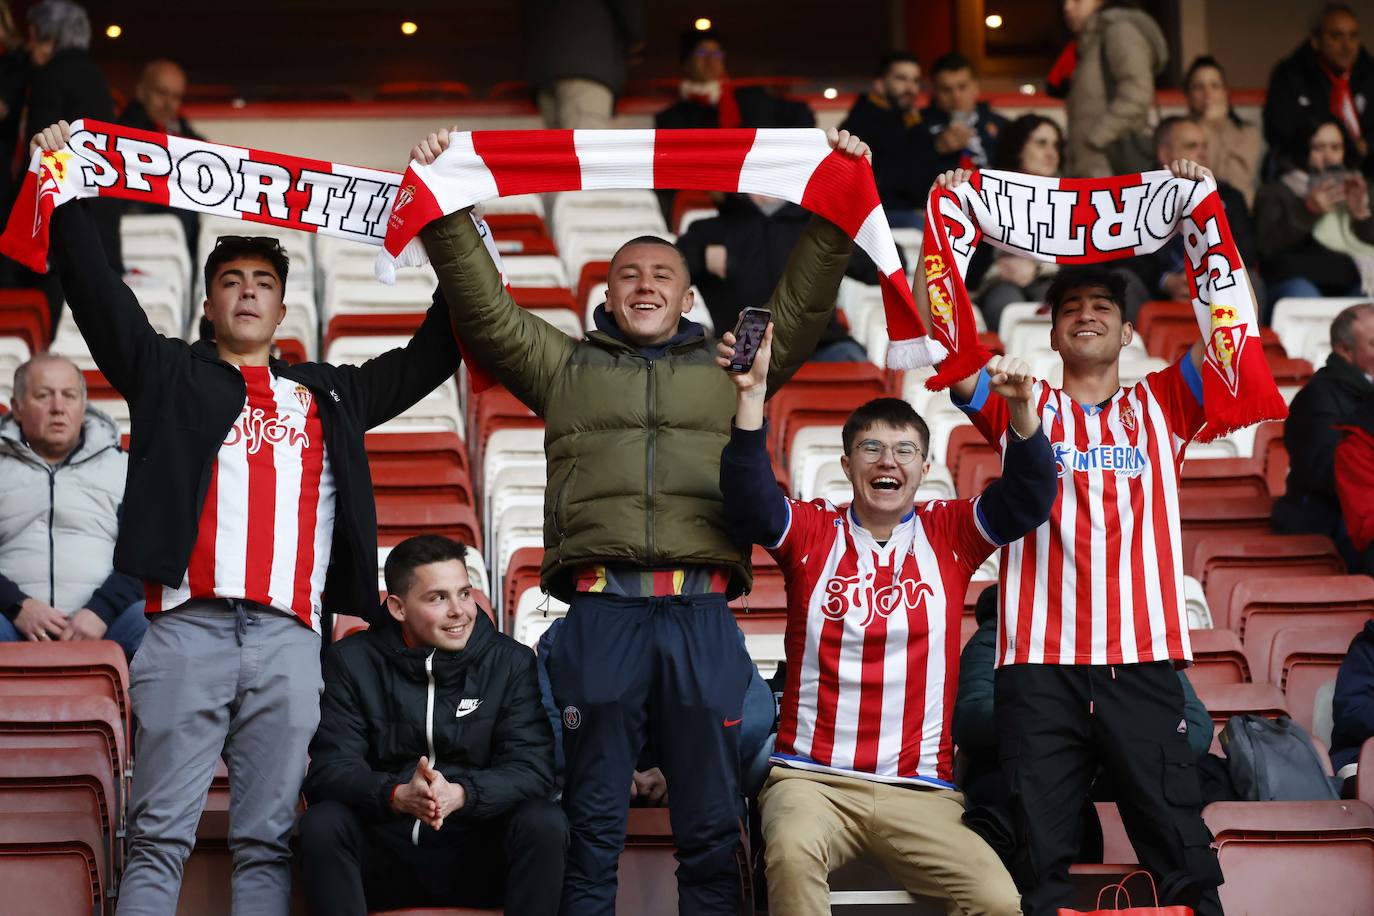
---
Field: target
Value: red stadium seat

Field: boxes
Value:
[0,811,104,915]
[375,80,473,101]
[487,212,556,256]
[1258,326,1288,359]
[670,189,718,234]
[1253,421,1289,497]
[0,745,117,885]
[1203,800,1374,916]
[324,312,424,351]
[1194,682,1289,730]
[1178,457,1269,500]
[510,286,579,321]
[946,425,998,498]
[1265,355,1316,387]
[0,289,50,352]
[1189,533,1343,626]
[332,614,370,641]
[1179,494,1275,567]
[576,260,610,307]
[0,640,133,746]
[375,493,482,552]
[1268,625,1361,733]
[1230,575,1374,676]
[273,336,308,365]
[1188,627,1251,685]
[1135,300,1192,344]
[467,386,541,491]
[81,369,118,400]
[1360,738,1374,802]
[367,431,470,478]
[0,694,128,796]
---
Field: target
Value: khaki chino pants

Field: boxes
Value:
[759,767,1022,916]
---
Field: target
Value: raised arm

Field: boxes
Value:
[331,287,462,430]
[410,128,576,415]
[763,129,868,395]
[40,122,167,403]
[969,356,1057,545]
[718,325,791,546]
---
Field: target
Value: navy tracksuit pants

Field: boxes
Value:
[546,591,754,915]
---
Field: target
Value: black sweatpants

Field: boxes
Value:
[994,661,1225,916]
[547,591,754,915]
[298,797,567,916]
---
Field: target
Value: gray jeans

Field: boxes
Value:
[116,600,323,916]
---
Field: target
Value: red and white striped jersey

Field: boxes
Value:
[769,497,998,788]
[958,357,1206,667]
[146,366,336,631]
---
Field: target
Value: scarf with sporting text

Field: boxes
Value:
[378,127,945,369]
[0,118,512,387]
[921,169,1286,439]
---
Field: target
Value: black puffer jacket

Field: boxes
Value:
[302,613,555,847]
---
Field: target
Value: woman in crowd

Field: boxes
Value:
[972,115,1065,331]
[1184,55,1262,206]
[1255,117,1374,302]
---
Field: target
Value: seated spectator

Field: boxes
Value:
[677,192,873,362]
[1255,117,1374,303]
[1274,303,1374,569]
[720,326,1056,915]
[119,60,201,256]
[1264,3,1374,178]
[1185,55,1262,206]
[914,52,1007,195]
[300,535,566,916]
[1329,619,1374,796]
[973,115,1064,331]
[534,615,778,802]
[1126,115,1259,304]
[838,50,928,227]
[1062,0,1167,177]
[0,353,144,659]
[655,28,814,131]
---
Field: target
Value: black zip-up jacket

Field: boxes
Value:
[1264,43,1374,176]
[302,613,555,846]
[51,202,461,622]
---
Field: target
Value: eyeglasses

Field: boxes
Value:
[853,439,924,465]
[214,235,286,253]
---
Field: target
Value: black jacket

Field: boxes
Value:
[1264,43,1374,175]
[676,195,876,348]
[520,0,643,96]
[913,102,1009,201]
[51,202,461,623]
[1274,353,1374,535]
[838,92,931,213]
[1332,619,1374,772]
[655,85,815,131]
[302,614,556,846]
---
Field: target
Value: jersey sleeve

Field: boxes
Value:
[1143,356,1206,451]
[919,497,999,581]
[951,368,1014,456]
[767,497,835,570]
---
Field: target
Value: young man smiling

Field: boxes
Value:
[300,535,564,916]
[411,125,868,915]
[929,163,1228,916]
[718,325,1055,916]
[33,120,462,916]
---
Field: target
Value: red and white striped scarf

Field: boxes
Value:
[379,127,945,368]
[0,117,510,285]
[922,169,1287,439]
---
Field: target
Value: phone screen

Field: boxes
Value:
[728,308,771,373]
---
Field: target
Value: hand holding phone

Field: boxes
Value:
[726,308,771,373]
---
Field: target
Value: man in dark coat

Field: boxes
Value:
[913,52,1008,200]
[1331,620,1374,794]
[1264,3,1374,176]
[677,193,874,362]
[300,535,566,916]
[119,60,202,260]
[839,50,929,226]
[1273,302,1374,568]
[654,29,814,132]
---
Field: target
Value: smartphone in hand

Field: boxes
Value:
[727,307,771,373]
